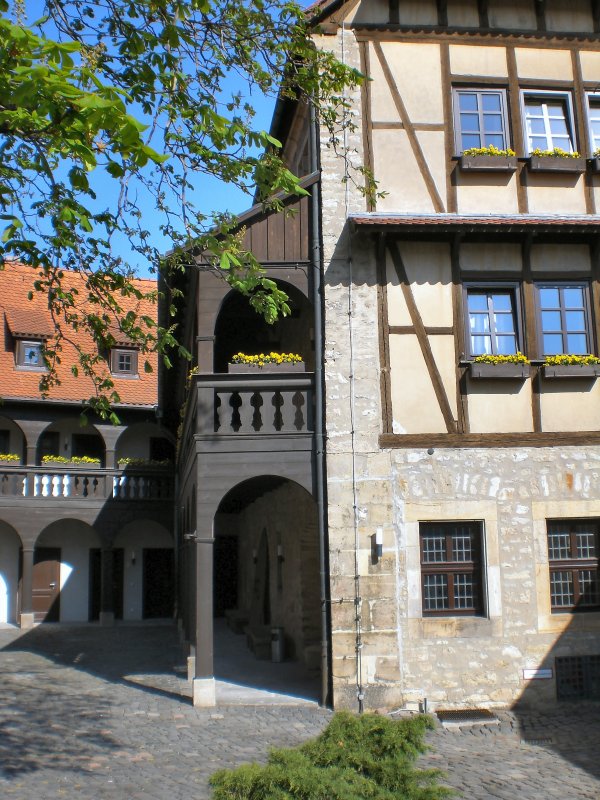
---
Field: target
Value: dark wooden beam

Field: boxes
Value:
[477,0,489,28]
[380,431,600,448]
[437,0,448,27]
[535,0,547,32]
[388,241,458,433]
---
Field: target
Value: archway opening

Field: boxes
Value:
[0,416,26,464]
[213,475,321,702]
[0,521,22,625]
[114,520,174,621]
[35,520,100,623]
[213,282,314,373]
[37,421,105,466]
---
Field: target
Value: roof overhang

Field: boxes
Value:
[349,213,600,237]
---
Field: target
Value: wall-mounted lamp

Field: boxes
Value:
[277,544,284,563]
[131,550,136,566]
[252,548,258,565]
[371,528,383,564]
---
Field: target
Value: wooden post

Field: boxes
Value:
[193,529,216,707]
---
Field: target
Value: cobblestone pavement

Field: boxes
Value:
[1,624,599,800]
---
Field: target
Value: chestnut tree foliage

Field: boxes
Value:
[0,0,358,418]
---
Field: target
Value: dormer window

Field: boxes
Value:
[111,348,138,376]
[16,340,45,370]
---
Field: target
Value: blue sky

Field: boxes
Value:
[21,0,293,278]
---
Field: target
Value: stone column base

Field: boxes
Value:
[187,656,195,682]
[99,611,115,627]
[20,612,35,629]
[193,677,216,707]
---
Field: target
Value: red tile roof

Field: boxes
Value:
[0,263,158,406]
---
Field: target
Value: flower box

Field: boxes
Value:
[590,157,600,173]
[528,156,586,173]
[469,362,530,380]
[228,362,305,373]
[459,155,517,172]
[543,364,600,379]
[41,458,101,468]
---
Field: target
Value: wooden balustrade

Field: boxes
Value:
[194,373,315,436]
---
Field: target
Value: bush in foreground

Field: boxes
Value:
[210,711,452,799]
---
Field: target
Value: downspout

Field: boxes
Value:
[309,101,331,708]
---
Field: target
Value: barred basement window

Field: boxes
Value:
[556,655,600,701]
[420,522,484,616]
[547,520,600,612]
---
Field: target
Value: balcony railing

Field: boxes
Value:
[0,466,173,501]
[195,372,315,436]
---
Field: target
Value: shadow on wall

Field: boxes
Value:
[510,586,600,783]
[0,623,188,778]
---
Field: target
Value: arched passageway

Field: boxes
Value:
[211,475,322,702]
[35,520,101,623]
[114,520,174,621]
[213,282,314,373]
[0,521,22,624]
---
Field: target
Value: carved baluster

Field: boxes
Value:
[292,390,307,431]
[278,389,297,432]
[271,390,284,431]
[237,390,256,432]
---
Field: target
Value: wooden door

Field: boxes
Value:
[142,549,174,618]
[32,547,61,622]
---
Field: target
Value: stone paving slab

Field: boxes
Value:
[1,624,599,800]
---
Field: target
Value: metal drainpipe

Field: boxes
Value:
[309,102,331,709]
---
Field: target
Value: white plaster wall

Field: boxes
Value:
[114,520,172,620]
[0,523,21,624]
[115,423,169,461]
[38,521,101,622]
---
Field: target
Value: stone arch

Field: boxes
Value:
[213,280,314,373]
[36,418,106,466]
[0,520,23,624]
[0,415,26,463]
[214,475,321,670]
[114,519,173,620]
[114,422,175,465]
[35,519,101,623]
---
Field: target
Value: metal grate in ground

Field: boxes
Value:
[436,708,499,727]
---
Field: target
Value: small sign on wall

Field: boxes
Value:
[523,668,553,680]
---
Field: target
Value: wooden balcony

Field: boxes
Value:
[196,372,315,436]
[0,466,174,501]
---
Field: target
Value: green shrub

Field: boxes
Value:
[210,712,452,800]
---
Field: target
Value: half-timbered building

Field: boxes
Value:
[309,0,600,709]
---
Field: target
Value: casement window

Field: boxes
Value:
[420,522,485,616]
[465,285,521,357]
[547,520,599,612]
[522,91,577,154]
[535,283,592,356]
[110,348,138,376]
[453,89,510,154]
[586,93,600,153]
[15,339,45,370]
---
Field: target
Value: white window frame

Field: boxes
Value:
[520,89,577,155]
[586,92,600,155]
[15,339,46,371]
